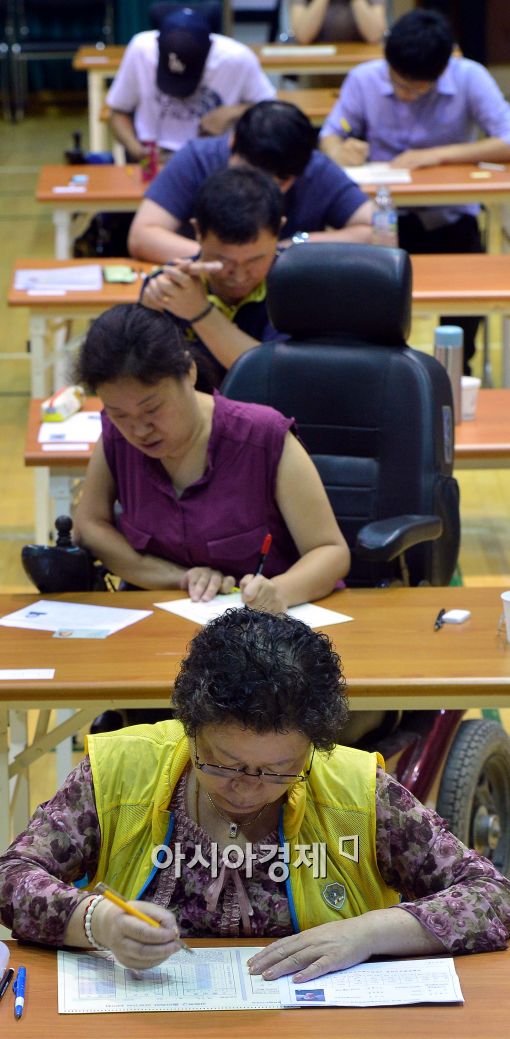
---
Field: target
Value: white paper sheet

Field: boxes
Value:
[155,592,352,629]
[57,948,463,1014]
[0,600,152,635]
[14,265,103,292]
[42,443,90,452]
[261,44,336,56]
[343,163,412,185]
[0,668,55,680]
[38,412,101,444]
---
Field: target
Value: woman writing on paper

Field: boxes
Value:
[0,609,509,977]
[71,303,350,613]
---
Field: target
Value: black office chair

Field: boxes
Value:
[221,242,460,588]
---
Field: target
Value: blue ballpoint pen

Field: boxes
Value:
[13,966,26,1020]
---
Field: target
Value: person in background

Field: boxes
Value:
[140,167,285,388]
[106,7,275,164]
[319,8,510,371]
[1,609,509,974]
[128,100,374,262]
[291,0,386,45]
[71,304,350,607]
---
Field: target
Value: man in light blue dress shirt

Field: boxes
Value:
[320,8,510,371]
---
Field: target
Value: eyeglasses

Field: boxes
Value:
[193,739,315,786]
[388,70,434,99]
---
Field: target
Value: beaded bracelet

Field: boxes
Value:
[189,301,214,324]
[83,893,107,951]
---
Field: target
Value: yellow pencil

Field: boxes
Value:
[95,882,194,954]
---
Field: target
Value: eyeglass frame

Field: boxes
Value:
[192,738,315,786]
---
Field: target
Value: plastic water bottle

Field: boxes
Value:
[372,185,398,247]
[434,325,463,425]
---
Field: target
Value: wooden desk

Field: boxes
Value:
[24,397,101,544]
[36,164,146,259]
[253,40,382,74]
[8,258,151,396]
[1,586,510,846]
[2,940,510,1038]
[72,45,125,152]
[454,388,510,468]
[37,161,510,260]
[411,253,510,386]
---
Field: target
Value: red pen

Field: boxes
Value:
[255,533,272,576]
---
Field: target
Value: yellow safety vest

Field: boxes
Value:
[86,721,398,929]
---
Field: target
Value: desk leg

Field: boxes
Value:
[55,709,74,786]
[0,707,9,849]
[89,70,108,153]
[52,210,72,260]
[486,205,502,255]
[9,710,29,838]
[34,467,51,545]
[29,314,51,397]
[503,316,510,388]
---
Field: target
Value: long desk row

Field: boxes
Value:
[36,161,510,259]
[24,389,510,546]
[8,254,510,399]
[4,938,510,1038]
[2,585,510,848]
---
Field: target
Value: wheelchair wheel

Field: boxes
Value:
[436,719,510,877]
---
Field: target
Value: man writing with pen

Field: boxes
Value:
[319,8,510,373]
[140,166,286,389]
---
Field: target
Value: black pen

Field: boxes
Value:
[0,967,14,1001]
[255,533,273,576]
[434,608,446,631]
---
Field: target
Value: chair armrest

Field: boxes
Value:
[355,514,443,563]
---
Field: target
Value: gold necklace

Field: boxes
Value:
[205,789,270,840]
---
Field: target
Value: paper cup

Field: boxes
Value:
[501,592,510,642]
[461,375,481,421]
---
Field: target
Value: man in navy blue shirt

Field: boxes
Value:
[129,100,373,263]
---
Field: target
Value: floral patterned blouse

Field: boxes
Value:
[0,758,509,953]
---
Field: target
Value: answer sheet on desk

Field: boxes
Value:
[58,947,283,1013]
[343,162,412,185]
[155,592,352,629]
[57,949,463,1013]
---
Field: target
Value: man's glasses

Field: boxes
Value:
[193,740,315,786]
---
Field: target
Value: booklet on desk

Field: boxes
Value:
[14,265,103,293]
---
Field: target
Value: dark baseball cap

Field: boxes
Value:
[157,8,211,98]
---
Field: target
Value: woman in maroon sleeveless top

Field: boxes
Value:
[73,303,349,613]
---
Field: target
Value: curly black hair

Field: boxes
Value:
[172,609,349,751]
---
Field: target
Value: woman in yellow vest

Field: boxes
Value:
[0,609,509,981]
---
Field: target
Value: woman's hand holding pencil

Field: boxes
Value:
[89,882,193,969]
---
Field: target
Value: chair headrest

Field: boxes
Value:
[267,243,412,345]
